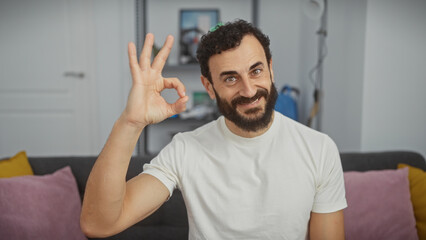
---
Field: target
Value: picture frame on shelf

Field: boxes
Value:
[179,9,220,65]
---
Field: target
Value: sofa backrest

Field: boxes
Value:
[28,156,151,200]
[340,151,426,172]
[26,151,426,239]
[28,151,426,198]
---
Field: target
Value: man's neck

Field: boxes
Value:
[224,112,275,138]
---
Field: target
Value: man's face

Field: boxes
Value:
[201,35,277,132]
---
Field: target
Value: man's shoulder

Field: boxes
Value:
[275,112,326,138]
[275,112,337,152]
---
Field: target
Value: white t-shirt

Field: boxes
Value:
[142,112,347,240]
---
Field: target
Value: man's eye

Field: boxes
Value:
[225,76,237,83]
[252,69,262,75]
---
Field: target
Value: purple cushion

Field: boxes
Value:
[344,168,418,240]
[0,166,87,240]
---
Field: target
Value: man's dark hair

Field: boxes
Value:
[196,19,272,83]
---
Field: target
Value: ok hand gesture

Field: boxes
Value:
[124,34,189,129]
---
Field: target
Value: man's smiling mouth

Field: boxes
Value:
[240,97,260,106]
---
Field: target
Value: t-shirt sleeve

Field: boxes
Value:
[312,135,347,213]
[141,134,184,198]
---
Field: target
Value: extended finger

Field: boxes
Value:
[139,33,154,70]
[163,77,186,98]
[128,42,142,83]
[152,35,174,71]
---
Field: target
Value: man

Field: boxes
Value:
[80,20,347,239]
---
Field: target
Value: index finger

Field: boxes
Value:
[152,35,174,71]
[163,77,186,98]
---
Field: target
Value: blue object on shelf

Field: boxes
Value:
[274,85,299,121]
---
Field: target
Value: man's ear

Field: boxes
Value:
[201,75,216,99]
[269,59,275,83]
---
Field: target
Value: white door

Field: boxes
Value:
[0,0,97,157]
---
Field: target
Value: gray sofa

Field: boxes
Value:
[27,151,426,240]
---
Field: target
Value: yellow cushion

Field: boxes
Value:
[398,163,426,239]
[0,151,34,178]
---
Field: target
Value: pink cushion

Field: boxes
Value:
[344,168,418,240]
[0,166,87,240]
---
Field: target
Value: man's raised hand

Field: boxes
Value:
[124,34,188,129]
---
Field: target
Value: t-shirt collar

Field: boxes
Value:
[218,111,278,144]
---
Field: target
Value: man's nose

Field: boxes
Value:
[239,76,257,98]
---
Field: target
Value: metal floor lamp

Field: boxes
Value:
[304,0,328,131]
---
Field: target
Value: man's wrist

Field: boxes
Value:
[116,113,146,135]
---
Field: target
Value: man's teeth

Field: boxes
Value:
[245,98,259,105]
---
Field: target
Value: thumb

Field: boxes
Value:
[168,96,189,116]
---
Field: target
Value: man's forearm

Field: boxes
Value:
[80,114,145,234]
[80,34,186,237]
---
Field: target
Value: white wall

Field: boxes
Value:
[92,0,135,152]
[361,0,426,157]
[321,0,367,151]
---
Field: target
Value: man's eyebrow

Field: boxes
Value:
[219,62,264,78]
[219,70,238,78]
[249,61,264,70]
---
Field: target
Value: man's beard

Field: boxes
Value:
[214,82,278,132]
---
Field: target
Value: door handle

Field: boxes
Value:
[64,71,85,79]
